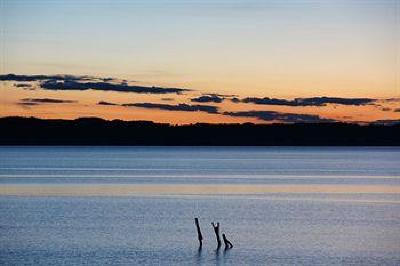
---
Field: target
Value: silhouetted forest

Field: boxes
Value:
[0,117,399,146]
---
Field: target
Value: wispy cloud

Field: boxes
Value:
[1,74,91,82]
[191,95,224,103]
[123,103,219,114]
[18,102,40,106]
[40,80,189,94]
[99,100,336,123]
[371,119,400,125]
[19,98,77,105]
[224,110,335,123]
[97,101,119,106]
[14,83,33,88]
[381,98,400,103]
[1,74,189,94]
[232,96,377,106]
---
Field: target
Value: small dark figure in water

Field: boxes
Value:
[222,233,233,249]
[211,222,222,249]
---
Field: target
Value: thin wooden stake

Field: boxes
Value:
[194,218,203,247]
[211,222,222,248]
[222,233,233,249]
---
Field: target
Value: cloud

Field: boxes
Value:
[224,110,336,123]
[2,74,189,94]
[14,83,32,88]
[97,101,219,115]
[297,97,376,106]
[20,98,77,104]
[18,102,40,106]
[191,95,224,103]
[97,101,119,106]
[382,98,400,103]
[372,119,400,125]
[123,103,219,114]
[238,97,305,106]
[232,96,376,106]
[1,73,88,82]
[207,93,237,97]
[231,97,241,103]
[342,116,353,119]
[39,80,189,94]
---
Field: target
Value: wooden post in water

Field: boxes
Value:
[211,222,222,249]
[194,218,203,247]
[222,233,233,249]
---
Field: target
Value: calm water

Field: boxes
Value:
[0,147,399,265]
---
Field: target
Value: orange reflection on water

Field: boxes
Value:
[1,184,399,197]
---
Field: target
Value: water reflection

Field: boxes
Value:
[1,184,399,196]
[214,247,222,266]
[194,246,203,265]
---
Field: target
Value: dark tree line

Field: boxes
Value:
[0,116,399,146]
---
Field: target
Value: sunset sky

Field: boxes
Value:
[1,0,399,124]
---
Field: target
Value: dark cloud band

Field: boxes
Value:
[14,83,33,88]
[1,74,189,94]
[40,80,188,94]
[232,96,376,106]
[97,101,119,106]
[123,103,219,114]
[20,98,77,104]
[224,110,335,123]
[1,74,89,82]
[191,95,224,103]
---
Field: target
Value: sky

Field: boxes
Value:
[0,0,399,124]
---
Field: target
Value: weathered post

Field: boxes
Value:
[194,218,203,247]
[211,222,222,249]
[222,233,233,249]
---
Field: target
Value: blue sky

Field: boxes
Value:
[0,0,399,123]
[2,0,397,97]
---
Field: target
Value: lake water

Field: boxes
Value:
[0,147,399,265]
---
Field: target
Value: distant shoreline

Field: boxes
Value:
[1,116,399,146]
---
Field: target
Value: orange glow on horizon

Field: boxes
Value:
[1,81,399,124]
